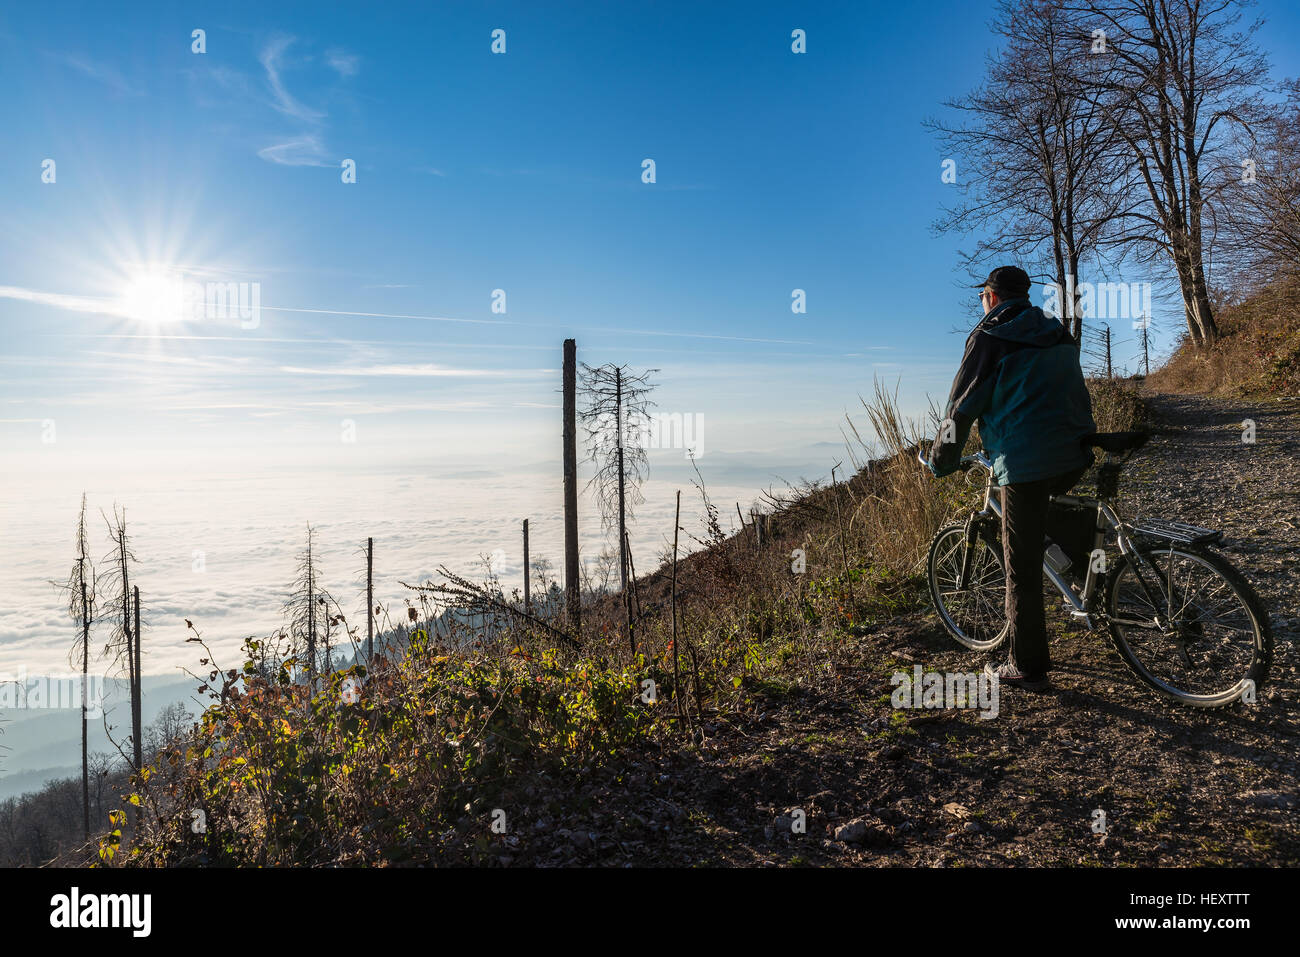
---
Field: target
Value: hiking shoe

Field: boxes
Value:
[984,660,1051,691]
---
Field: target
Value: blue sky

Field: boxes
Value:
[0,1,1001,473]
[3,0,1297,473]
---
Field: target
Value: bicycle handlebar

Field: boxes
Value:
[916,447,992,472]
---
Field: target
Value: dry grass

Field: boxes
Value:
[845,378,978,574]
[1147,271,1300,400]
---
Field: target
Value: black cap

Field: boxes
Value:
[972,265,1032,298]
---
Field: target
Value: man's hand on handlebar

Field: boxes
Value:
[918,444,986,475]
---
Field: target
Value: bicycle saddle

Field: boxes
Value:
[1081,431,1150,454]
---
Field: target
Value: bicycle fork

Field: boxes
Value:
[957,512,981,590]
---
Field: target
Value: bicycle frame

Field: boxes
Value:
[921,444,1267,705]
[930,449,1163,632]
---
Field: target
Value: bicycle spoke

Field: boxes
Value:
[1110,547,1262,700]
[930,527,1006,647]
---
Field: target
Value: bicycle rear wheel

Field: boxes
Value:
[1104,543,1272,708]
[926,522,1008,651]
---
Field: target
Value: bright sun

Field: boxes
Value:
[118,268,184,325]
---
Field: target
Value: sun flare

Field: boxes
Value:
[118,267,184,325]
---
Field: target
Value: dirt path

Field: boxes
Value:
[475,392,1299,867]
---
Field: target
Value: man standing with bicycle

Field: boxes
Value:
[926,266,1096,691]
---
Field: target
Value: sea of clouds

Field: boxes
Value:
[0,462,790,680]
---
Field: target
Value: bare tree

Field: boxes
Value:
[50,494,96,839]
[1069,0,1270,346]
[1221,78,1300,287]
[284,524,333,684]
[1086,322,1118,377]
[930,0,1125,343]
[366,537,375,662]
[88,751,113,825]
[579,362,657,655]
[100,505,143,797]
[144,702,192,759]
[578,363,658,593]
[584,545,619,597]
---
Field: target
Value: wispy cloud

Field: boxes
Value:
[602,326,814,346]
[0,283,508,327]
[262,305,509,325]
[280,363,527,378]
[253,37,362,167]
[53,333,555,352]
[46,51,138,96]
[325,48,359,77]
[256,36,326,166]
[257,134,331,167]
[80,350,257,372]
[2,283,817,349]
[259,36,325,122]
[0,284,119,316]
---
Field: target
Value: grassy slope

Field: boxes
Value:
[1147,272,1300,401]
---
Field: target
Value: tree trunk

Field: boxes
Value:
[616,366,627,594]
[1182,116,1220,345]
[132,586,142,774]
[132,585,142,828]
[80,578,89,840]
[623,528,637,656]
[522,520,530,615]
[366,537,374,663]
[117,526,132,730]
[1173,256,1206,348]
[1188,254,1219,344]
[671,490,684,725]
[307,533,316,682]
[562,339,580,638]
[1067,252,1083,346]
[1051,242,1069,332]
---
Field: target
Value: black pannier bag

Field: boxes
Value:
[1045,500,1099,573]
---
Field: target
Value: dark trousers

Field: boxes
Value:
[1000,464,1090,678]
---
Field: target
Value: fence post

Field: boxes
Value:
[522,519,531,614]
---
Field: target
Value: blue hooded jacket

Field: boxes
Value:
[928,297,1096,486]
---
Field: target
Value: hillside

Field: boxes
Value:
[0,677,199,803]
[63,377,1296,869]
[1148,272,1300,400]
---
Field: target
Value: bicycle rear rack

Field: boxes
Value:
[1128,517,1223,546]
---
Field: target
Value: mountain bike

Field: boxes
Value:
[919,432,1272,708]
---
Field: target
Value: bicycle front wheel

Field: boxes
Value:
[926,522,1008,651]
[1105,543,1272,708]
